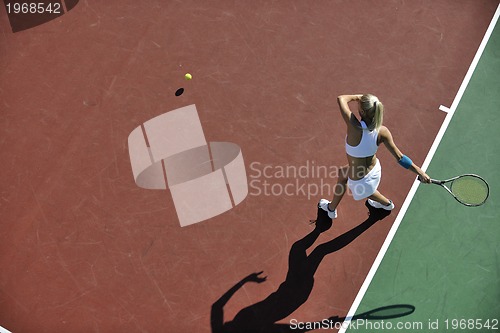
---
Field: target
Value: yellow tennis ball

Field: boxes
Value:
[185,73,192,80]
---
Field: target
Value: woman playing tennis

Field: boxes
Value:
[319,94,431,219]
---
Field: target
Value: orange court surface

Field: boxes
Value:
[1,1,499,332]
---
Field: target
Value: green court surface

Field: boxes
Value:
[345,12,500,333]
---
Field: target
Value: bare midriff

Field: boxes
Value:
[346,154,377,181]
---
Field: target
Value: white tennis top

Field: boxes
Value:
[345,121,379,158]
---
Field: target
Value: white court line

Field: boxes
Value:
[339,4,500,332]
[439,105,450,113]
[0,326,12,333]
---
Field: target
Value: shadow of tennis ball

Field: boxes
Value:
[175,88,184,96]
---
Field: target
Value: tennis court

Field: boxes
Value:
[344,7,500,333]
[1,1,499,332]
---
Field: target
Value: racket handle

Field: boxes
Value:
[418,176,440,184]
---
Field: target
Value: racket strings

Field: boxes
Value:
[451,176,489,205]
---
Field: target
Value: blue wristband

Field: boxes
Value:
[398,155,412,169]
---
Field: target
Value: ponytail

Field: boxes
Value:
[373,100,383,130]
[360,94,384,130]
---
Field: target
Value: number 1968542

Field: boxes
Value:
[6,2,62,14]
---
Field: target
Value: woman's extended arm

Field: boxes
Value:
[337,95,363,126]
[379,127,431,182]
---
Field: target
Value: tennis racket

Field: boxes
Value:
[419,174,489,207]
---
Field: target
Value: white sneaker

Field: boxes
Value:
[367,199,395,211]
[318,199,337,219]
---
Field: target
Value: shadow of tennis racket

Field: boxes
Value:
[271,304,416,332]
[342,304,416,321]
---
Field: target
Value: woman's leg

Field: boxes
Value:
[327,165,349,211]
[368,190,391,205]
[367,190,395,210]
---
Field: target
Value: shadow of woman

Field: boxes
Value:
[211,202,393,333]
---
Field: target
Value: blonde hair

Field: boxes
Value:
[360,94,383,130]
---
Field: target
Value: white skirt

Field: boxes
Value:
[347,159,382,201]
